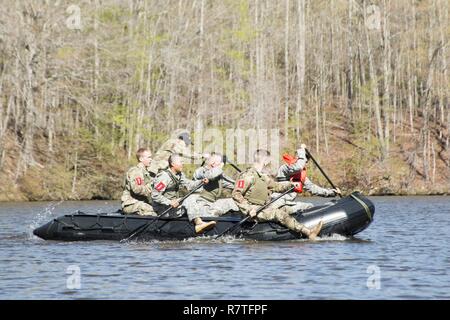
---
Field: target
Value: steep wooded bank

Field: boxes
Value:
[0,0,448,201]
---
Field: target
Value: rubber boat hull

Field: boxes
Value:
[33,192,374,241]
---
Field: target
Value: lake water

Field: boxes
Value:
[0,196,449,299]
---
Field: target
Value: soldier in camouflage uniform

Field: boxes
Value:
[121,148,156,216]
[273,144,341,212]
[232,149,323,240]
[148,129,209,176]
[151,154,216,234]
[192,153,239,217]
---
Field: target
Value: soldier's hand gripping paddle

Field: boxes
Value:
[305,148,342,198]
[121,181,205,242]
[214,186,295,239]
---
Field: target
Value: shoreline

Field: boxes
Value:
[0,192,449,203]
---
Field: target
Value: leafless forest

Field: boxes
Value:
[0,0,448,200]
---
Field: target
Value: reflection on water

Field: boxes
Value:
[0,196,449,299]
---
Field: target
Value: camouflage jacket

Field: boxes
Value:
[151,169,202,210]
[121,163,153,206]
[232,167,294,213]
[148,138,203,175]
[193,165,235,202]
[276,148,308,179]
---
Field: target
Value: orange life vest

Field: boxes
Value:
[282,153,307,193]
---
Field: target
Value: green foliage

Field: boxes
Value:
[233,0,258,42]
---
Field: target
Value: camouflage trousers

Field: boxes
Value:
[152,194,202,221]
[236,202,307,236]
[175,195,239,221]
[182,194,202,221]
[270,191,313,213]
[122,201,156,216]
[195,197,239,217]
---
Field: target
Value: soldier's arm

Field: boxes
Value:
[128,168,152,198]
[174,141,203,160]
[202,166,224,180]
[222,174,236,190]
[193,166,222,181]
[231,174,254,213]
[303,177,336,197]
[180,173,203,191]
[266,175,295,193]
[151,175,172,206]
[276,148,308,180]
[295,147,308,163]
[193,167,205,180]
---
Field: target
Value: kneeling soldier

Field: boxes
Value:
[121,148,156,216]
[148,129,209,177]
[151,154,216,234]
[232,149,323,240]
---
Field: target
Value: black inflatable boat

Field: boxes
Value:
[33,192,374,241]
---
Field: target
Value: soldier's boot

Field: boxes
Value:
[281,213,323,240]
[300,220,323,240]
[194,218,217,234]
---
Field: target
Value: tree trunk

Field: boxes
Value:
[295,0,306,139]
[284,0,290,142]
[364,0,386,159]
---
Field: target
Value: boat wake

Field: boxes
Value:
[124,235,249,246]
[316,233,372,243]
[316,234,350,241]
[27,200,64,240]
[122,233,356,246]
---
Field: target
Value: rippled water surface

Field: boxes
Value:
[0,196,449,299]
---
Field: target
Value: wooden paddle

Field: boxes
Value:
[305,148,342,198]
